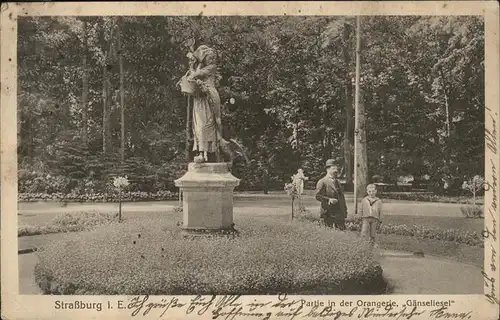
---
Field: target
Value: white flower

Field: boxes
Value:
[462,175,485,193]
[113,176,130,189]
[462,181,468,190]
[229,97,235,105]
[473,175,483,184]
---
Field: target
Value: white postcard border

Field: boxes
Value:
[1,2,499,320]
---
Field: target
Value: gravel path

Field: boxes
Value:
[17,193,468,227]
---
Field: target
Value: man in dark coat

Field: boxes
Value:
[315,159,348,230]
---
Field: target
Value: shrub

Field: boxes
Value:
[34,215,386,295]
[52,211,118,228]
[18,171,72,194]
[18,158,187,195]
[19,211,118,237]
[378,192,484,204]
[460,205,483,219]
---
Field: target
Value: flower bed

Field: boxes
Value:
[295,210,483,248]
[18,191,178,203]
[378,192,483,205]
[34,215,387,295]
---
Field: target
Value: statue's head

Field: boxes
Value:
[186,52,196,65]
[193,45,216,64]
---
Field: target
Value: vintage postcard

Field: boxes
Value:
[1,1,499,320]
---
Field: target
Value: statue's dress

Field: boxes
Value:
[190,51,222,154]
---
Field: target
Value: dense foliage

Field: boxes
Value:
[18,16,484,194]
[34,214,386,295]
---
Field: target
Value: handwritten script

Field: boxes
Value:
[113,294,475,319]
[483,105,499,306]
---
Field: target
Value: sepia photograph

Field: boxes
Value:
[2,2,499,320]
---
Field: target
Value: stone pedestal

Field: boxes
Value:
[174,162,240,235]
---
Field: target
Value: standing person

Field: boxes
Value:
[315,159,348,230]
[358,184,383,246]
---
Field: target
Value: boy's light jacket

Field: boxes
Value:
[359,196,382,221]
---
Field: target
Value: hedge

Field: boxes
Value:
[378,192,483,205]
[19,191,481,205]
[34,215,387,295]
[18,211,118,237]
[18,191,178,203]
[296,210,484,248]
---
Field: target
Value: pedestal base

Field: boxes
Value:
[174,162,240,234]
[180,226,240,239]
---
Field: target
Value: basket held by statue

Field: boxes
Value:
[179,75,197,94]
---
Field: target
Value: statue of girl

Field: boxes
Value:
[188,45,222,162]
[178,45,249,165]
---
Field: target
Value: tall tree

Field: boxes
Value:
[81,18,89,146]
[354,16,368,214]
[102,18,115,155]
[342,22,354,189]
[101,21,110,154]
[117,17,125,163]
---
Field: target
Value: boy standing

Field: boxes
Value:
[359,184,383,245]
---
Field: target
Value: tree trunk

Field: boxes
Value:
[295,122,300,168]
[263,168,269,194]
[323,107,331,163]
[323,132,329,164]
[439,68,453,171]
[444,92,450,137]
[81,18,89,146]
[343,22,353,189]
[118,18,125,163]
[118,188,122,222]
[440,68,451,138]
[102,59,109,154]
[354,16,368,215]
[102,22,114,155]
[102,22,109,154]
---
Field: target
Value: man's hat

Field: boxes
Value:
[325,159,338,168]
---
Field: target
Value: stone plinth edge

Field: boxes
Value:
[181,226,240,239]
[174,162,240,189]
